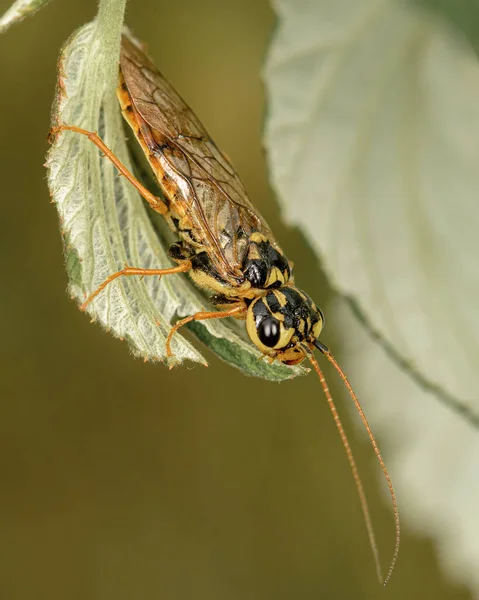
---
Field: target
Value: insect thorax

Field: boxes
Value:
[242,232,291,290]
[172,230,292,300]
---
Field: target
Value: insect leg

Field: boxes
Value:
[80,261,192,311]
[50,124,168,215]
[166,305,246,360]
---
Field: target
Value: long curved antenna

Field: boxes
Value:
[302,345,383,584]
[314,341,400,586]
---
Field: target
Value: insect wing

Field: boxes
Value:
[119,35,277,280]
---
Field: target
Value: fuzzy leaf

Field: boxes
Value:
[264,0,479,591]
[45,6,304,380]
[264,0,479,418]
[0,0,52,34]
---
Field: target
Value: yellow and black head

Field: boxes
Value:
[246,287,324,365]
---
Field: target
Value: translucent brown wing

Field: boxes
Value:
[119,35,278,280]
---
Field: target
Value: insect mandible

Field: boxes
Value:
[51,34,399,585]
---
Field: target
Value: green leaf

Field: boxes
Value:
[264,0,479,592]
[264,0,479,420]
[0,0,52,34]
[411,0,479,55]
[45,3,305,380]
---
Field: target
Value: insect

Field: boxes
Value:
[51,34,399,584]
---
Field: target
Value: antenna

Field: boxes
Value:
[305,342,400,585]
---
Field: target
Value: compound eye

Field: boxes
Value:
[318,307,325,326]
[257,316,280,348]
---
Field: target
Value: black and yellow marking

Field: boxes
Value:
[245,287,324,363]
[242,231,291,290]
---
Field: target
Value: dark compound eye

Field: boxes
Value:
[318,307,325,325]
[257,316,280,348]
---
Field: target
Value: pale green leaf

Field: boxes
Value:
[45,5,304,380]
[264,0,479,417]
[264,0,479,591]
[0,0,52,34]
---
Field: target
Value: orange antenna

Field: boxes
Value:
[311,340,400,586]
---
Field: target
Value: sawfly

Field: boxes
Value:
[51,34,400,585]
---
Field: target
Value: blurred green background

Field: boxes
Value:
[0,0,471,598]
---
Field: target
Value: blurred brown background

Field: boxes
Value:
[0,0,470,598]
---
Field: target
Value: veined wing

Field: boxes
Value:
[119,35,278,280]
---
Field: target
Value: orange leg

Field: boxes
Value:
[166,304,245,359]
[50,124,168,215]
[80,261,192,311]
